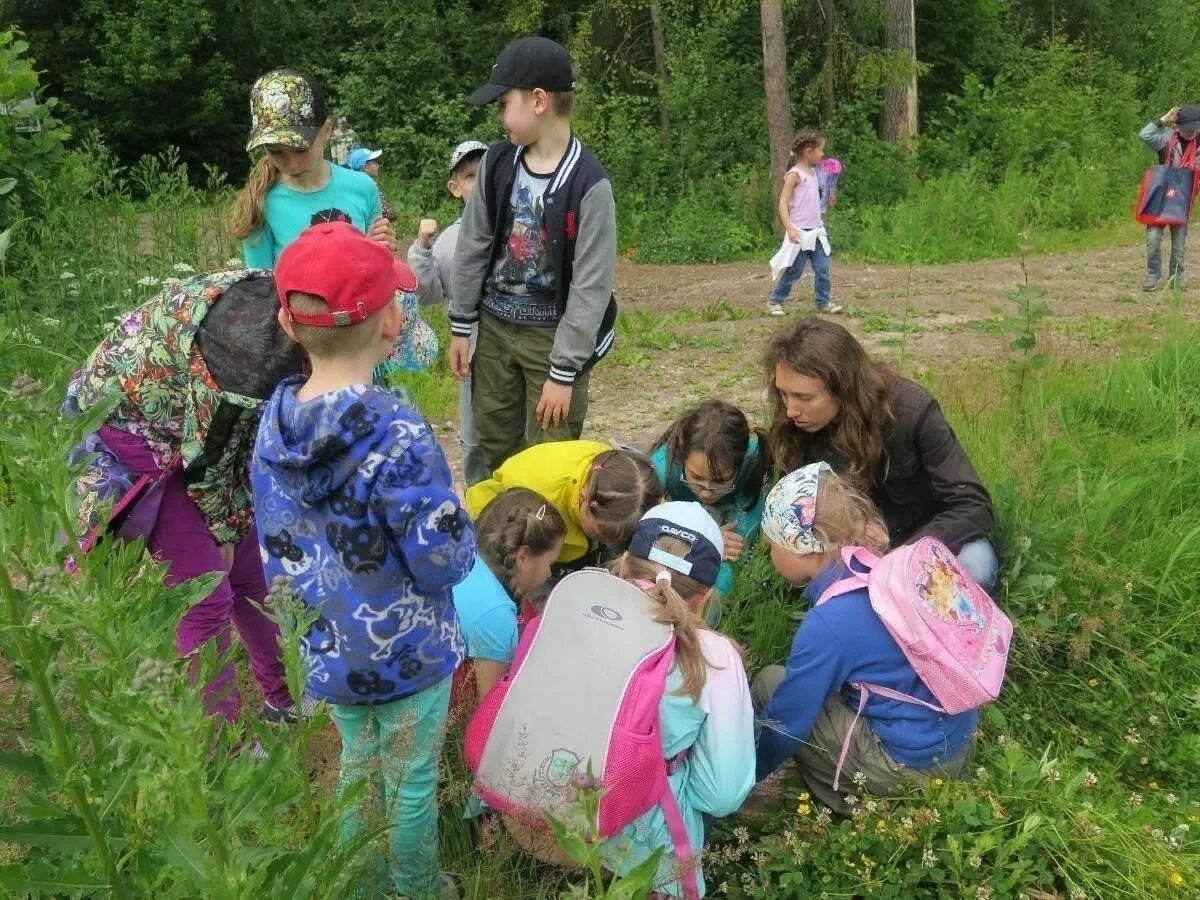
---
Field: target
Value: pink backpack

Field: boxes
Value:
[816,538,1012,789]
[464,569,701,899]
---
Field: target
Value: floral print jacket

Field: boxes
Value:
[69,270,303,544]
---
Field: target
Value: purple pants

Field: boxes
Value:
[101,427,291,722]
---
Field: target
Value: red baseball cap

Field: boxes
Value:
[274,222,418,327]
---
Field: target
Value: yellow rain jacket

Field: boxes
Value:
[465,440,611,564]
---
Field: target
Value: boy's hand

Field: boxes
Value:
[786,225,801,243]
[368,216,398,253]
[721,525,745,561]
[1164,106,1181,125]
[448,336,471,380]
[418,218,438,250]
[536,381,572,430]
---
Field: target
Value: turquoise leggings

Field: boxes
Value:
[331,678,451,899]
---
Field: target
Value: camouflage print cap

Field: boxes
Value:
[246,69,328,153]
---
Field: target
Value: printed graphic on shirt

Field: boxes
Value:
[487,163,558,327]
[311,208,353,226]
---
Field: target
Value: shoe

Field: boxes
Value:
[768,303,786,316]
[1143,276,1160,292]
[261,694,321,725]
[817,303,844,314]
[1167,274,1187,292]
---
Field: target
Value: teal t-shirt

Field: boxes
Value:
[242,163,383,268]
[452,557,518,664]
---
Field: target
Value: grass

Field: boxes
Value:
[1,155,1198,897]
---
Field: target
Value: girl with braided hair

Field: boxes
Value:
[465,440,663,569]
[451,488,566,716]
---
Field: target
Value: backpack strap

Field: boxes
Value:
[657,772,701,900]
[830,682,946,792]
[815,546,879,606]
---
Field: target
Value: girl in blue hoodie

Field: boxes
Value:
[753,463,977,814]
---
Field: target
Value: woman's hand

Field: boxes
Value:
[721,525,745,561]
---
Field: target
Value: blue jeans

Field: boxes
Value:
[770,242,831,308]
[1146,225,1188,282]
[956,537,999,593]
[330,678,452,899]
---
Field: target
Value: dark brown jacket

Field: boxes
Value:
[799,378,993,552]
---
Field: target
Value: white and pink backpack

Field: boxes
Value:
[816,537,1012,789]
[464,568,701,899]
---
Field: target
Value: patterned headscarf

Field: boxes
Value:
[761,462,833,555]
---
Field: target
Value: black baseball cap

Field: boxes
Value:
[467,36,575,106]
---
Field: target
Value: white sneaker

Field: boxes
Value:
[817,303,844,314]
[768,303,786,316]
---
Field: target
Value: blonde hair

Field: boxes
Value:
[812,470,890,556]
[229,155,280,242]
[582,449,663,549]
[284,292,388,359]
[619,535,713,702]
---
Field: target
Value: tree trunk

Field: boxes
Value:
[820,0,836,126]
[880,0,918,146]
[649,1,670,138]
[760,0,793,207]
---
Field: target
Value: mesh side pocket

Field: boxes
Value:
[599,724,665,836]
[463,674,507,774]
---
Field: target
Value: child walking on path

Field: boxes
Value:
[650,400,772,624]
[409,139,489,484]
[251,223,475,899]
[768,129,842,316]
[753,464,977,815]
[1138,104,1200,291]
[449,36,618,473]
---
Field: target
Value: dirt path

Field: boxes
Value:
[577,240,1195,448]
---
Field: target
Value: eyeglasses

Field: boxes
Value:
[680,470,736,497]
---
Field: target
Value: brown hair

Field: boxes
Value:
[229,155,279,241]
[582,449,663,550]
[620,535,713,702]
[283,292,387,359]
[764,317,897,489]
[517,84,575,118]
[788,128,826,167]
[475,488,567,597]
[812,471,890,556]
[653,399,771,508]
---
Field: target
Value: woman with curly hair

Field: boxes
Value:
[763,317,998,589]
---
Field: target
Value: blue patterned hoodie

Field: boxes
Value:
[251,377,474,705]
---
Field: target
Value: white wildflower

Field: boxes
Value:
[137,275,159,286]
[1082,771,1098,789]
[40,316,61,327]
[172,262,196,273]
[921,847,937,867]
[851,771,868,787]
[224,256,244,268]
[59,270,76,279]
[1128,792,1143,807]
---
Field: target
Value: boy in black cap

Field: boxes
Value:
[449,36,618,474]
[1139,104,1200,291]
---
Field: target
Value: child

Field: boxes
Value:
[449,36,618,474]
[768,129,842,316]
[451,487,566,716]
[753,463,976,815]
[465,440,662,570]
[650,400,772,622]
[251,222,475,899]
[507,502,755,896]
[348,146,399,223]
[330,116,358,166]
[408,139,489,484]
[1138,104,1200,291]
[230,69,395,268]
[64,268,306,725]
